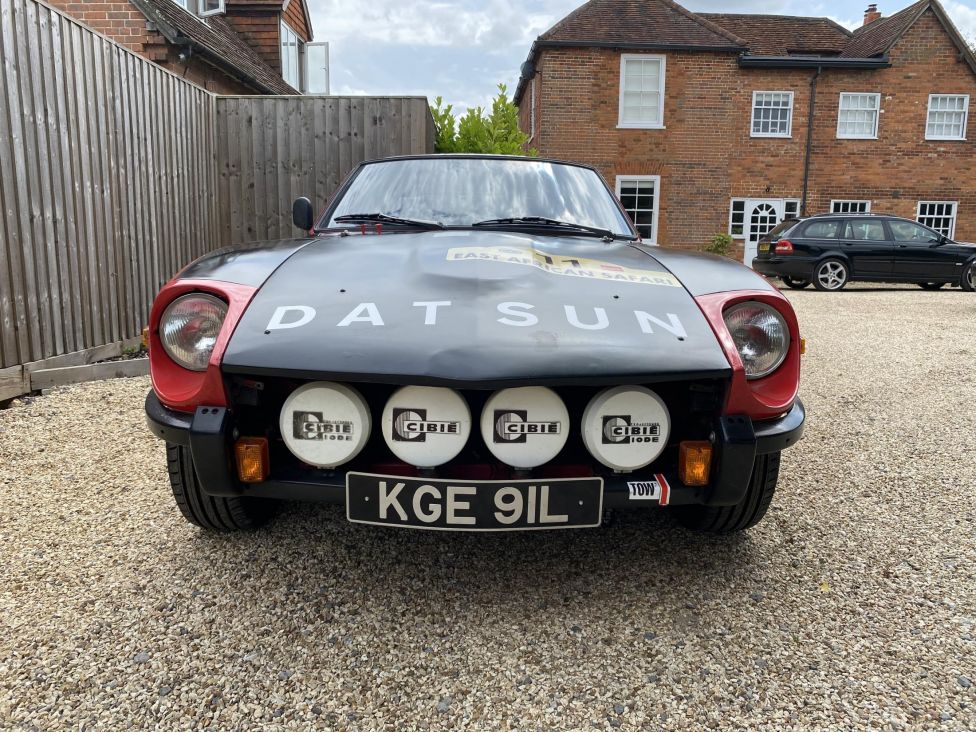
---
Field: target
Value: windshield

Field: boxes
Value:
[323,158,635,237]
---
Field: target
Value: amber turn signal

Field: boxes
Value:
[679,441,712,486]
[800,337,806,355]
[235,437,270,483]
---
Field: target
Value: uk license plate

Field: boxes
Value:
[346,473,604,531]
[758,242,770,252]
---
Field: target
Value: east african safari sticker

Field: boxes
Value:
[446,246,681,287]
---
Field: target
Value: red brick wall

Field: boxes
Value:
[523,7,976,252]
[48,1,153,53]
[46,0,269,94]
[805,10,976,236]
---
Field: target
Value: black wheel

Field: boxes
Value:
[812,258,849,291]
[674,452,780,533]
[919,282,945,290]
[962,261,976,292]
[166,443,274,531]
[782,277,810,290]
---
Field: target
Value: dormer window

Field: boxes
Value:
[172,0,225,17]
[280,21,301,90]
[280,21,330,94]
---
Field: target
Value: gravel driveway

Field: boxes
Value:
[2,286,974,730]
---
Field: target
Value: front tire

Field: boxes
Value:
[782,277,809,290]
[166,443,274,531]
[962,261,976,292]
[813,258,849,291]
[674,452,780,533]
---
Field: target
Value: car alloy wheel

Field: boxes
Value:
[815,260,848,291]
[963,262,976,292]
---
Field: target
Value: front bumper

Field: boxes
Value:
[146,392,805,509]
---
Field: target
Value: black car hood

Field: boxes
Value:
[221,231,734,386]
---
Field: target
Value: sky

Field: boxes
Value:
[306,0,976,112]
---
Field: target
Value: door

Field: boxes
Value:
[838,218,894,278]
[743,200,784,265]
[888,219,956,280]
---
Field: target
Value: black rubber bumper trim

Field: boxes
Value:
[706,414,758,506]
[145,391,804,506]
[145,391,243,497]
[188,405,241,497]
[754,399,805,454]
[145,391,192,446]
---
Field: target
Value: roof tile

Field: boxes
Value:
[841,0,930,57]
[539,0,746,49]
[133,0,297,95]
[699,13,852,55]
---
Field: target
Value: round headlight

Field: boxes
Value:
[723,302,790,379]
[159,294,228,371]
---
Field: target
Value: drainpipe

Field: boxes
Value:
[800,66,822,216]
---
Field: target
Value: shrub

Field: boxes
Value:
[431,84,536,156]
[705,233,734,257]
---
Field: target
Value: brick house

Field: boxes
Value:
[45,0,328,95]
[514,0,976,263]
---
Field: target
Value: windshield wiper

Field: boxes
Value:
[332,213,444,230]
[472,216,625,240]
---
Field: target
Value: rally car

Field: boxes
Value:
[145,155,805,534]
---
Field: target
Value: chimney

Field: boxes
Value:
[863,4,882,25]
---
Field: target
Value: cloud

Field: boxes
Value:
[308,0,567,50]
[943,0,976,41]
[304,0,976,113]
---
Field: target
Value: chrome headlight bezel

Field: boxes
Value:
[723,301,790,380]
[159,293,228,372]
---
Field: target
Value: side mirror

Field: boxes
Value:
[293,197,314,232]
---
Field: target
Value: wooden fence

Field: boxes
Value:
[0,0,434,398]
[216,96,434,244]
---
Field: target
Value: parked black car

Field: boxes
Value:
[752,214,976,292]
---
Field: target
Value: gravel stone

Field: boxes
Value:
[960,675,973,689]
[1,286,975,729]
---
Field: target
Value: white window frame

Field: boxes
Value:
[750,91,794,138]
[616,175,661,245]
[200,0,225,17]
[830,199,872,214]
[617,54,666,130]
[729,199,746,239]
[304,41,330,94]
[836,92,880,139]
[926,94,969,141]
[170,0,225,15]
[916,201,958,238]
[729,198,800,239]
[280,21,302,91]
